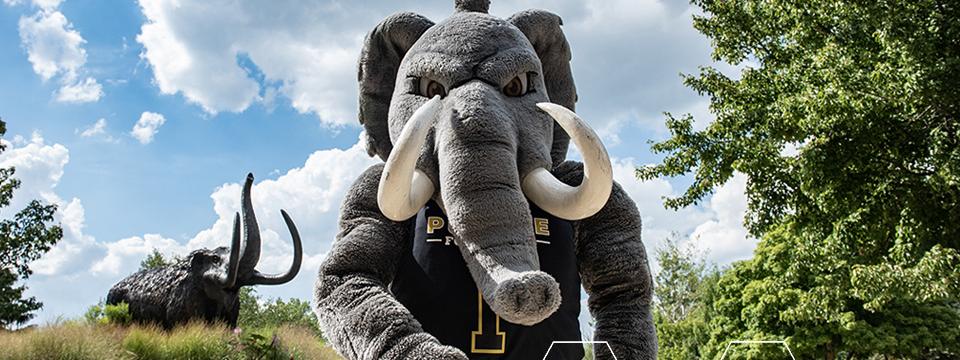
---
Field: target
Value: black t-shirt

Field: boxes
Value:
[391,200,584,360]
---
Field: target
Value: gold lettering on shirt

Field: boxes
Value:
[534,218,550,236]
[427,216,445,234]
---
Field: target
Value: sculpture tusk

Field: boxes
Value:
[206,213,242,288]
[522,103,613,220]
[377,96,441,221]
[238,173,261,274]
[243,210,303,286]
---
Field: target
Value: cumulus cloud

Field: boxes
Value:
[15,2,103,103]
[0,133,102,277]
[17,10,85,81]
[687,173,754,264]
[186,135,378,274]
[130,111,166,144]
[91,234,186,276]
[136,0,362,122]
[55,77,103,103]
[78,118,107,137]
[133,0,716,132]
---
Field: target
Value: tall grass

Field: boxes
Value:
[276,324,342,359]
[0,321,126,360]
[0,321,341,360]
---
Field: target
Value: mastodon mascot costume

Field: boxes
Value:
[315,1,657,359]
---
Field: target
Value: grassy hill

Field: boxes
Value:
[0,321,342,360]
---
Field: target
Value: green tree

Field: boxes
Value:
[0,118,64,329]
[639,0,960,358]
[655,233,708,323]
[139,248,170,270]
[654,234,721,360]
[238,288,321,338]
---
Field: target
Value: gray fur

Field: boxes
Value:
[454,0,489,13]
[317,2,655,358]
[358,13,435,161]
[315,165,468,359]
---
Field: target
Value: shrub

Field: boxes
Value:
[238,327,288,360]
[84,301,132,326]
[238,288,323,339]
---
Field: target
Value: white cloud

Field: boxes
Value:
[132,0,713,131]
[607,157,755,270]
[5,0,64,10]
[186,135,378,275]
[0,133,102,277]
[688,173,754,264]
[91,234,186,276]
[55,77,104,103]
[15,3,103,103]
[130,111,166,144]
[136,0,361,122]
[18,10,85,81]
[31,0,60,10]
[0,132,68,206]
[78,118,107,137]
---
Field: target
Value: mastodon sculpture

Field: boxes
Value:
[107,173,302,328]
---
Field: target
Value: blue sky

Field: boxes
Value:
[0,0,755,327]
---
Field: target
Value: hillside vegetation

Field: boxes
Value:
[0,320,342,360]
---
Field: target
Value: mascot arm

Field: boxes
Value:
[315,164,467,360]
[556,161,658,360]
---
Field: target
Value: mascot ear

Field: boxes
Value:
[509,10,578,166]
[358,13,435,161]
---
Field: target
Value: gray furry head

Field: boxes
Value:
[357,2,576,167]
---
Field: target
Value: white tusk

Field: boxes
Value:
[377,96,441,221]
[522,103,613,220]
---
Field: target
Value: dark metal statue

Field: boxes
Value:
[106,173,302,328]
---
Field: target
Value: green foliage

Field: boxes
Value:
[653,234,721,360]
[655,233,708,323]
[639,0,960,358]
[0,118,64,329]
[238,328,287,360]
[103,303,132,326]
[84,302,132,326]
[138,249,183,271]
[238,288,322,339]
[139,249,170,271]
[83,303,102,324]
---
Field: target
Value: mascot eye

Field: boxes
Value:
[503,75,528,97]
[419,78,447,98]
